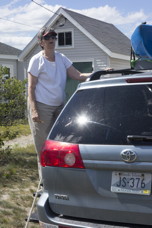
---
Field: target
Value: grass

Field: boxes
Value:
[1,121,31,141]
[0,123,40,228]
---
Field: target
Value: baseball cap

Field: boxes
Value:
[37,27,57,40]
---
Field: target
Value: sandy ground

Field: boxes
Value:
[4,134,34,148]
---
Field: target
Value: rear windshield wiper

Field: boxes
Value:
[127,135,152,142]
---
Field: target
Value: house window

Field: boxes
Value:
[0,66,10,79]
[58,32,72,46]
[1,64,13,78]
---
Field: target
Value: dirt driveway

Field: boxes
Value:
[4,134,34,148]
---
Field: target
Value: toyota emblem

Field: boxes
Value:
[120,149,137,163]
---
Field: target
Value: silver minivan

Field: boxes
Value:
[37,70,152,227]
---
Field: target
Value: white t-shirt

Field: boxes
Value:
[27,51,72,106]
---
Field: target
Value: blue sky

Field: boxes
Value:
[0,0,152,50]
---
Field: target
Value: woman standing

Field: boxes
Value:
[27,26,90,179]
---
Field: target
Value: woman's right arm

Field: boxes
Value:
[28,72,41,122]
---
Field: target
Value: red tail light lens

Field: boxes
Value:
[40,140,85,169]
[59,226,71,228]
[126,77,152,83]
[58,226,72,228]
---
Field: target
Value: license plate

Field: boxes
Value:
[111,171,151,195]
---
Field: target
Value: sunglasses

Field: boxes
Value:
[43,34,57,40]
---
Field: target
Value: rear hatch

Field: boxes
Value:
[41,75,152,225]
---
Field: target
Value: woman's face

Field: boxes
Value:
[40,34,57,50]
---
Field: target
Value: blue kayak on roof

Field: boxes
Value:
[131,24,152,59]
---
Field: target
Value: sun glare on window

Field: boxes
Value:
[76,114,89,126]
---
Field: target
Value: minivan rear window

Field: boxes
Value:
[49,85,152,145]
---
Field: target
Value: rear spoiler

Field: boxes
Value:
[88,68,143,81]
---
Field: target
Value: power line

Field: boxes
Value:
[31,0,66,27]
[31,0,59,16]
[0,1,62,30]
[0,17,38,28]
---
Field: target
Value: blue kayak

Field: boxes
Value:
[131,24,152,59]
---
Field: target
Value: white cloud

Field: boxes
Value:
[0,35,34,50]
[74,6,147,24]
[0,2,151,50]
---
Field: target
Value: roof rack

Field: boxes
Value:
[88,68,143,81]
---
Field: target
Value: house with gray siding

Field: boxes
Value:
[0,42,24,80]
[19,7,131,100]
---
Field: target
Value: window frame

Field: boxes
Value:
[56,28,74,49]
[1,64,13,78]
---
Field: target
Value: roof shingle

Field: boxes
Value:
[0,42,21,55]
[64,8,131,56]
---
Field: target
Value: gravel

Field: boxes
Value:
[4,134,34,148]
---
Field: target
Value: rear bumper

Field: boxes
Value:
[37,192,152,228]
[37,192,120,228]
[37,192,98,228]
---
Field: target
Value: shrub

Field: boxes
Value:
[0,66,27,161]
[0,74,27,126]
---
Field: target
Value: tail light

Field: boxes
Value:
[40,140,85,169]
[126,77,152,83]
[59,226,71,228]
